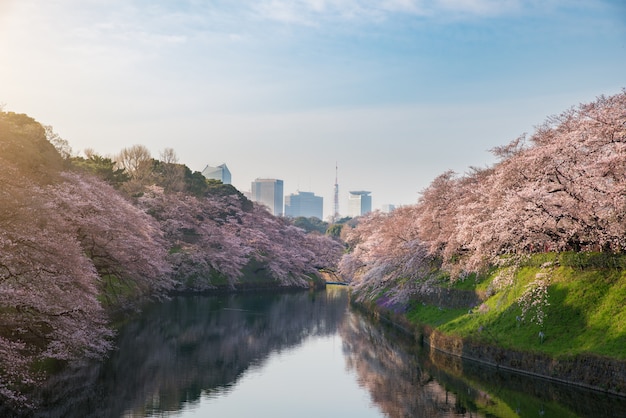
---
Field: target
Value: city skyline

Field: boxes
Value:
[244,172,363,220]
[234,166,379,220]
[1,1,624,220]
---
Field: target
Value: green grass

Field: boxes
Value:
[404,255,626,359]
[406,303,468,327]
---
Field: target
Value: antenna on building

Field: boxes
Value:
[333,162,339,223]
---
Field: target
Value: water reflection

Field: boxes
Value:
[27,287,626,418]
[36,289,348,418]
[342,310,482,417]
[342,307,626,418]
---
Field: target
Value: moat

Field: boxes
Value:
[33,286,626,417]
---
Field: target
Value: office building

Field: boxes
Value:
[251,178,284,216]
[381,204,396,213]
[285,191,323,219]
[348,191,372,217]
[201,163,231,184]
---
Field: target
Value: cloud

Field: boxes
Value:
[249,0,535,26]
[436,0,525,17]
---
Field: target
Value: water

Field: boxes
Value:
[33,286,626,417]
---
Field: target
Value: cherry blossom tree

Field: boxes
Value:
[49,172,173,307]
[300,231,344,272]
[339,208,435,303]
[469,92,626,259]
[138,187,252,289]
[413,171,462,259]
[430,91,626,269]
[138,186,342,289]
[339,90,626,301]
[1,161,111,406]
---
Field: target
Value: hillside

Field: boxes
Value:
[0,110,343,409]
[416,254,626,360]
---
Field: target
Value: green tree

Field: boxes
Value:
[326,223,343,238]
[292,216,328,234]
[70,153,129,187]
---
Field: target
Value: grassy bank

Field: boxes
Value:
[404,253,626,360]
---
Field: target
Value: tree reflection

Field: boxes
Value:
[26,288,626,418]
[33,289,348,418]
[340,310,481,418]
[340,308,626,418]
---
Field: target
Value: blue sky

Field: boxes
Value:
[1,0,625,219]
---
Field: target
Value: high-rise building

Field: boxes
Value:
[381,204,396,213]
[251,178,284,216]
[201,163,231,184]
[285,191,323,219]
[348,191,372,217]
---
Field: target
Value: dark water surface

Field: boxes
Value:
[33,286,626,417]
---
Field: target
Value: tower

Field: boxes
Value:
[333,163,339,222]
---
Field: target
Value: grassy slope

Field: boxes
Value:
[405,255,626,360]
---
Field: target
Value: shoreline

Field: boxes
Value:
[353,299,626,399]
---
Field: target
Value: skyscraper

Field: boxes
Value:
[285,191,323,219]
[201,163,231,184]
[348,191,372,217]
[251,178,284,216]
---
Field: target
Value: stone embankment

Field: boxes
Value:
[356,292,626,398]
[423,326,626,396]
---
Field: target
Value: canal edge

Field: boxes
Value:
[351,299,626,399]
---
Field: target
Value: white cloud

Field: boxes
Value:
[253,0,319,26]
[436,0,523,16]
[249,0,539,26]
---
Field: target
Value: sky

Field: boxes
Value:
[1,0,625,219]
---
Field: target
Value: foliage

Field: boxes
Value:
[70,154,130,187]
[183,168,210,196]
[137,187,342,290]
[49,172,174,307]
[0,112,64,183]
[339,207,440,304]
[44,125,72,161]
[325,223,343,238]
[291,216,328,234]
[558,251,626,270]
[1,113,113,404]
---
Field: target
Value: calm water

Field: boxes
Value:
[33,286,626,417]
